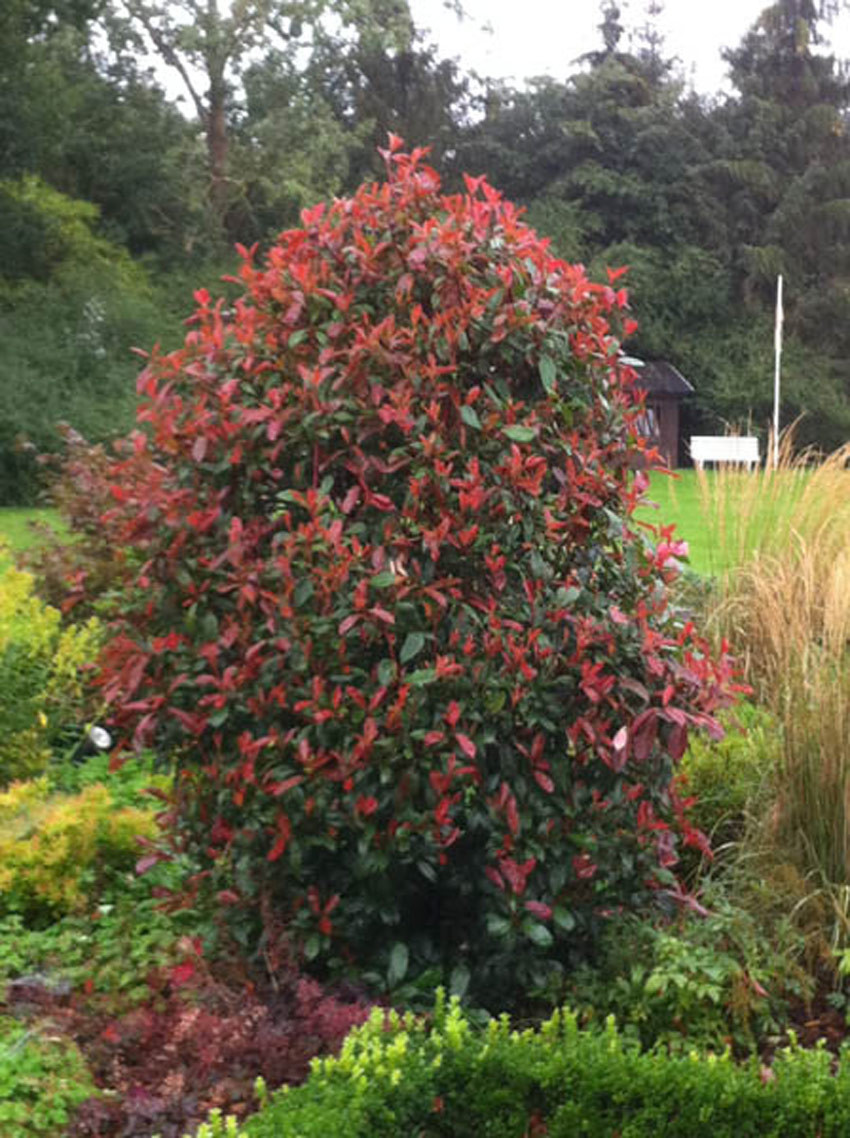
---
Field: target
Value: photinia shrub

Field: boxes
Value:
[97,139,736,1003]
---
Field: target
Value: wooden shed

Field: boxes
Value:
[631,359,694,468]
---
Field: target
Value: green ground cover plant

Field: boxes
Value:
[0,1016,96,1138]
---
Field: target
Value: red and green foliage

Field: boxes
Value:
[96,140,736,1002]
[22,424,137,619]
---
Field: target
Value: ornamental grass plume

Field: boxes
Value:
[698,436,850,951]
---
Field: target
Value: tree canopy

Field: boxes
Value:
[3,0,850,502]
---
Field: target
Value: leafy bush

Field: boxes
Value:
[98,141,735,1002]
[20,425,138,620]
[0,779,156,922]
[190,994,850,1138]
[0,177,178,504]
[569,887,810,1053]
[47,747,170,804]
[678,702,779,851]
[0,567,103,784]
[0,1016,96,1138]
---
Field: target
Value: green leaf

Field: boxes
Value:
[539,355,557,395]
[406,667,436,687]
[524,920,554,948]
[449,963,471,999]
[461,404,482,430]
[503,425,536,443]
[552,907,576,932]
[377,658,395,687]
[486,914,512,938]
[294,580,314,607]
[199,613,219,641]
[370,571,397,588]
[400,631,425,664]
[388,941,409,986]
[304,934,321,961]
[556,586,581,606]
[486,689,507,713]
[417,859,437,883]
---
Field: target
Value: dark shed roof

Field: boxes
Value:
[634,360,694,397]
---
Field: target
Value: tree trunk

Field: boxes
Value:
[207,73,229,227]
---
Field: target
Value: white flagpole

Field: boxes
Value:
[773,274,783,469]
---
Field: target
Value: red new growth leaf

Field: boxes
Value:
[524,900,552,920]
[455,733,476,760]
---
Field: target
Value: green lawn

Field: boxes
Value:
[636,470,713,573]
[635,468,814,576]
[0,507,66,572]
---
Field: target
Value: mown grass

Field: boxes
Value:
[636,470,711,571]
[636,465,818,576]
[0,508,66,573]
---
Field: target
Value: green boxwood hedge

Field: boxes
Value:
[189,992,850,1137]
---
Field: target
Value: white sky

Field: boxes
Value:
[407,0,850,94]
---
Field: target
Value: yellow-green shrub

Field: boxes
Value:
[0,780,156,922]
[0,567,103,785]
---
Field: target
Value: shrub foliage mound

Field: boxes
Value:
[98,140,734,997]
[192,996,850,1138]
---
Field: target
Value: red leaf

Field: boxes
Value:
[192,436,207,463]
[506,792,520,837]
[485,865,505,891]
[667,722,689,761]
[455,732,476,760]
[269,775,304,797]
[524,900,552,920]
[632,709,658,762]
[370,605,395,625]
[444,701,461,728]
[135,854,161,876]
[500,856,536,896]
[267,814,292,862]
[749,974,769,999]
[533,770,554,794]
[572,854,597,880]
[342,485,361,514]
[169,960,196,988]
[608,724,629,772]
